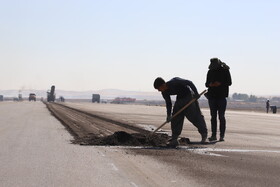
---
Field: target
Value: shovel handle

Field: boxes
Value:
[152,89,207,134]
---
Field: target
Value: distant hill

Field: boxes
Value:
[0,89,162,100]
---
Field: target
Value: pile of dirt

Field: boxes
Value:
[72,131,169,147]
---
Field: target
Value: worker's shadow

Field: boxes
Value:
[140,140,218,150]
[186,141,218,145]
[179,137,218,145]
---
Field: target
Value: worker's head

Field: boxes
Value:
[154,77,168,92]
[209,57,230,70]
[209,58,221,70]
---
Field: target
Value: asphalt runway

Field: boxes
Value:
[1,101,280,187]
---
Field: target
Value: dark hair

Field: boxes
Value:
[209,58,222,70]
[210,57,230,70]
[153,77,165,89]
[210,58,220,63]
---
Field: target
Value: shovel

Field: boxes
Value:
[151,89,207,135]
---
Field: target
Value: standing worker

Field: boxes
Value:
[266,99,270,113]
[205,58,232,142]
[153,77,208,147]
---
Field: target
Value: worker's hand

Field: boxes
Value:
[166,115,172,123]
[209,81,221,87]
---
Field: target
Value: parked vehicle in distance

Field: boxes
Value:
[92,94,100,103]
[29,93,36,101]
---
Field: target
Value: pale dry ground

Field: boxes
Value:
[1,101,280,187]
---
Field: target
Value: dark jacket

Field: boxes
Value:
[205,68,232,98]
[162,77,199,116]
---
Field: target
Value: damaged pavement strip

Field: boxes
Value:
[44,102,195,147]
[45,102,170,147]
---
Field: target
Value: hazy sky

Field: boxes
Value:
[1,0,279,95]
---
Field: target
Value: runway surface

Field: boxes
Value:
[1,101,280,187]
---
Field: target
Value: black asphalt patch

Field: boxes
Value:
[72,131,169,147]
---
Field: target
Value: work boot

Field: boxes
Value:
[201,137,207,144]
[201,133,208,144]
[208,136,217,141]
[219,136,225,141]
[167,138,179,148]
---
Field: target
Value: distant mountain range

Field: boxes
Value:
[0,89,162,100]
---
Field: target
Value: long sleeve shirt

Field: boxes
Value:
[162,77,199,116]
[205,68,232,98]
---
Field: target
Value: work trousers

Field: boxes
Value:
[171,97,208,139]
[208,98,227,137]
